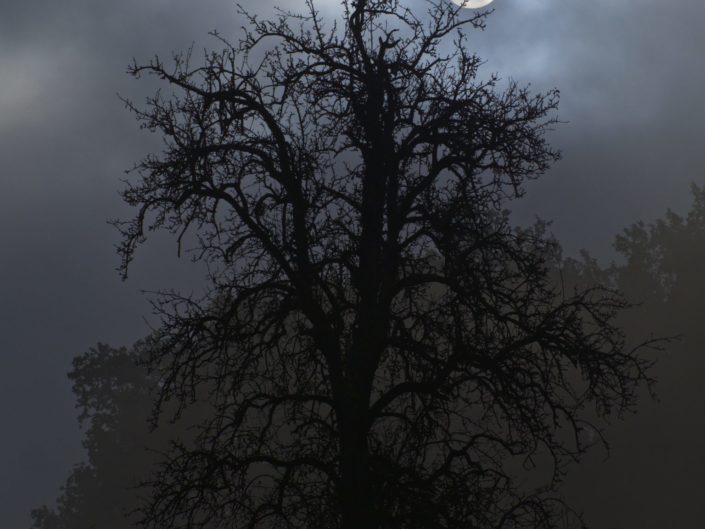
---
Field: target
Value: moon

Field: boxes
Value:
[451,0,494,8]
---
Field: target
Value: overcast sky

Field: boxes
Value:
[1,1,704,527]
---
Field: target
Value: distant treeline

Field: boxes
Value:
[31,185,705,529]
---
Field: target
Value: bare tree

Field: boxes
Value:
[115,1,653,528]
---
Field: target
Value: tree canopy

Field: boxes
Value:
[30,344,159,529]
[105,2,655,529]
[30,342,209,529]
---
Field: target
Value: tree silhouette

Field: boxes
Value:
[30,343,164,529]
[30,343,209,529]
[114,2,654,528]
[553,185,705,528]
[613,184,705,335]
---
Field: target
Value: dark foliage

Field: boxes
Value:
[30,344,160,529]
[113,2,654,528]
[554,185,705,527]
[30,343,208,529]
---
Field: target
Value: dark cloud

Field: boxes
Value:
[1,0,703,527]
[480,0,705,258]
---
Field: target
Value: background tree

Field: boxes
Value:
[613,184,705,338]
[553,184,705,527]
[30,343,209,529]
[562,183,705,347]
[30,343,163,529]
[114,1,654,528]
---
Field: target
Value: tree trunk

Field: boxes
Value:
[338,393,376,529]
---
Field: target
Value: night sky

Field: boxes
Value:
[2,1,704,527]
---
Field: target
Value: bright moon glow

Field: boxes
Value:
[451,0,494,8]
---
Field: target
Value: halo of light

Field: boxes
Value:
[451,0,494,8]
